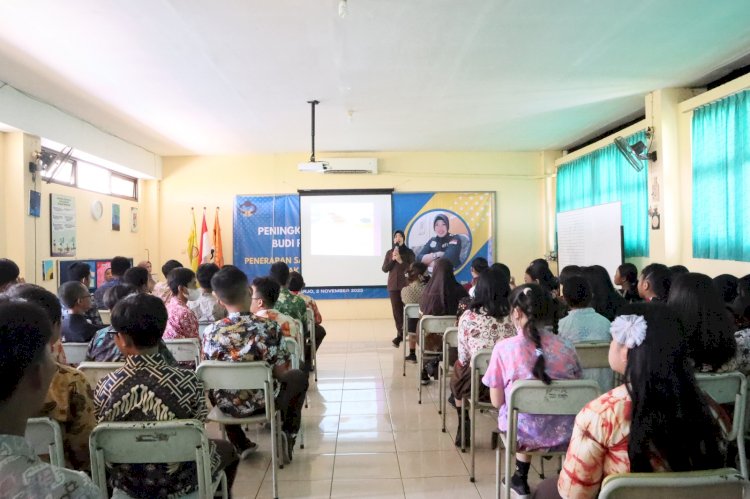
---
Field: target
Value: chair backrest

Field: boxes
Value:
[695,372,747,441]
[403,303,421,320]
[443,327,459,353]
[599,468,748,499]
[575,341,611,369]
[89,420,214,498]
[77,361,125,388]
[419,315,457,334]
[163,338,201,365]
[282,337,301,370]
[62,342,89,365]
[306,307,314,333]
[25,417,65,467]
[508,379,601,416]
[469,348,494,403]
[196,360,273,415]
[99,309,111,326]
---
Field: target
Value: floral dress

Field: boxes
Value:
[163,297,199,339]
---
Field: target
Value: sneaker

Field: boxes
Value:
[509,472,531,498]
[404,353,417,363]
[392,337,402,348]
[420,370,431,385]
[236,440,258,460]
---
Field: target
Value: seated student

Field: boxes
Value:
[580,266,625,322]
[6,284,97,472]
[63,262,104,328]
[637,262,671,302]
[122,265,150,294]
[269,261,308,333]
[713,273,739,305]
[95,293,238,498]
[163,267,200,340]
[59,281,100,343]
[482,283,582,498]
[0,300,99,498]
[401,262,429,357]
[251,276,302,344]
[534,304,727,499]
[152,259,183,303]
[203,266,309,462]
[614,263,641,303]
[93,256,131,309]
[0,257,22,293]
[288,271,327,358]
[87,284,177,365]
[188,263,227,322]
[464,257,489,294]
[558,275,613,392]
[137,260,156,293]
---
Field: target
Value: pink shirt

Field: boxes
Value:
[163,297,199,340]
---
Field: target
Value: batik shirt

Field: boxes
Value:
[482,329,582,451]
[274,288,308,333]
[163,297,199,340]
[152,281,172,303]
[94,353,220,499]
[457,309,515,367]
[36,363,97,471]
[202,312,290,418]
[291,291,322,324]
[188,290,227,322]
[86,326,178,365]
[0,434,99,499]
[255,308,301,344]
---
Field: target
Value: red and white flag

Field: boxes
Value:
[198,210,211,264]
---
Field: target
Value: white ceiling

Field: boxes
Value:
[0,0,749,156]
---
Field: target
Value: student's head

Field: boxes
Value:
[110,256,131,278]
[669,264,689,277]
[393,230,405,246]
[559,265,582,289]
[167,267,198,300]
[0,300,56,416]
[614,263,638,288]
[58,281,92,312]
[490,263,511,284]
[288,271,305,293]
[509,283,552,384]
[469,257,489,278]
[562,275,592,309]
[251,277,280,314]
[269,262,290,288]
[419,258,462,316]
[104,268,113,282]
[433,214,449,238]
[137,260,152,273]
[103,284,137,311]
[524,260,558,295]
[609,303,724,473]
[470,268,510,320]
[123,266,149,293]
[638,263,671,301]
[738,274,750,299]
[110,294,168,353]
[0,258,21,292]
[712,274,739,304]
[668,272,736,371]
[68,262,92,287]
[160,259,183,279]
[211,265,250,308]
[4,283,63,343]
[406,262,429,284]
[196,263,221,291]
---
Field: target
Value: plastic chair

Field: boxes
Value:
[695,371,748,479]
[164,338,201,366]
[306,307,317,381]
[417,315,456,404]
[402,303,421,376]
[439,327,459,426]
[599,467,748,499]
[281,336,305,449]
[89,419,227,499]
[98,309,111,326]
[61,342,89,366]
[460,348,494,482]
[77,361,125,388]
[196,361,280,499]
[498,379,601,499]
[575,341,615,392]
[25,417,65,467]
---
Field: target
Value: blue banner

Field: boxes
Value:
[233,195,388,299]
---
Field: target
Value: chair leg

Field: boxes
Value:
[738,433,748,479]
[270,413,278,499]
[470,401,476,482]
[460,403,467,453]
[539,454,545,479]
[417,347,423,404]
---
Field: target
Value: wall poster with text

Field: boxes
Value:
[50,193,76,257]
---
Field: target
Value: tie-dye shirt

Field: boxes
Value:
[482,329,582,451]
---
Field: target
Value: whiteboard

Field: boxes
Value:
[556,202,623,281]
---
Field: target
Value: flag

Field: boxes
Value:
[212,208,224,267]
[198,210,210,264]
[187,209,199,271]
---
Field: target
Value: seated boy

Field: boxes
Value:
[59,281,100,343]
[94,293,237,498]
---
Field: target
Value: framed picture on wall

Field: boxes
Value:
[112,203,120,231]
[50,193,76,257]
[130,207,138,232]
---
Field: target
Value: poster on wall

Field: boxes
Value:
[42,260,54,281]
[29,190,41,217]
[50,193,76,257]
[393,192,494,284]
[112,204,120,231]
[130,207,138,232]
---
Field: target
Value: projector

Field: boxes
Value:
[298,161,330,173]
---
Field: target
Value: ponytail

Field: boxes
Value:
[525,317,552,384]
[509,284,553,385]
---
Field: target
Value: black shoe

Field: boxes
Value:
[392,337,402,348]
[454,419,471,447]
[420,370,430,385]
[404,353,417,363]
[447,393,456,409]
[509,472,531,498]
[236,440,258,460]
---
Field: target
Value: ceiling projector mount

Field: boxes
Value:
[614,127,657,172]
[298,99,330,172]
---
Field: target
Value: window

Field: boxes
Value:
[41,147,138,200]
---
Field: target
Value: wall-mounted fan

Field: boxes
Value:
[614,128,657,172]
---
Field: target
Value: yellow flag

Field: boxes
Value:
[187,209,199,271]
[212,208,224,267]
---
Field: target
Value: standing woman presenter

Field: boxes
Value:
[383,230,414,347]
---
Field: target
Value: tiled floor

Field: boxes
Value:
[219,319,547,498]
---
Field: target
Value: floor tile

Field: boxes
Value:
[331,478,405,498]
[402,476,482,498]
[336,431,396,453]
[333,453,401,479]
[397,450,469,478]
[338,414,393,432]
[393,429,458,452]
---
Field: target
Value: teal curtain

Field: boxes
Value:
[556,131,649,257]
[692,90,750,262]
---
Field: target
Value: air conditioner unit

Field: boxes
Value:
[319,158,378,174]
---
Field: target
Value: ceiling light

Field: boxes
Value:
[338,0,348,18]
